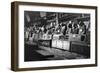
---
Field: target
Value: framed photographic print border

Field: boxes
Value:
[11,1,98,71]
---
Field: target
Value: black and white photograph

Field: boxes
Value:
[11,1,97,71]
[24,11,90,61]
